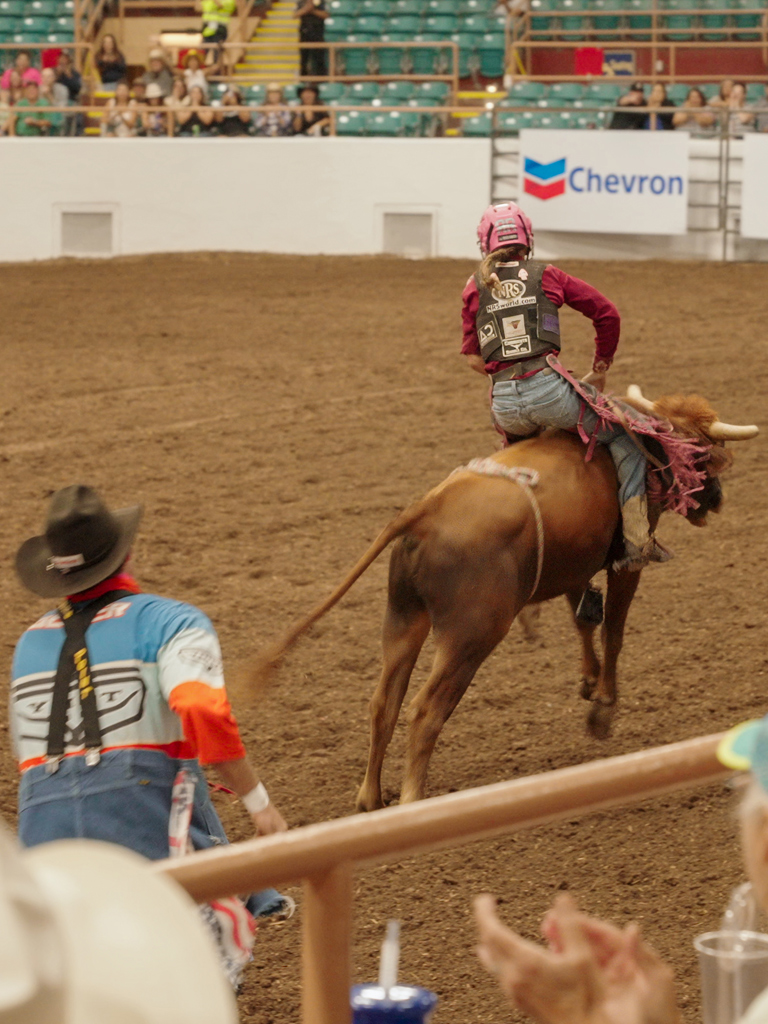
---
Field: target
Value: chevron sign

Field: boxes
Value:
[523,156,566,200]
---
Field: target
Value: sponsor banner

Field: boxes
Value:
[519,130,689,235]
[741,134,768,239]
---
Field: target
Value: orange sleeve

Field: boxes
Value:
[167,681,247,765]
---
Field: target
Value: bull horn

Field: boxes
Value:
[626,384,657,415]
[708,421,759,441]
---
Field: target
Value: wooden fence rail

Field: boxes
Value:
[153,732,730,1024]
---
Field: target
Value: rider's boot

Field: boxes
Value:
[614,495,674,572]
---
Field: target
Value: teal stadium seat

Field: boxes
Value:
[560,0,588,35]
[478,31,505,76]
[328,0,358,14]
[359,0,389,11]
[417,79,450,99]
[460,0,495,12]
[626,0,651,36]
[348,80,379,101]
[366,109,405,134]
[0,0,24,12]
[54,0,71,9]
[585,80,621,101]
[549,81,584,101]
[589,0,621,38]
[747,82,765,100]
[20,15,50,30]
[53,13,72,27]
[318,81,345,100]
[462,111,492,134]
[336,109,367,133]
[498,110,524,133]
[423,13,458,31]
[398,109,424,135]
[458,13,489,30]
[377,34,408,74]
[408,33,442,72]
[449,31,476,75]
[381,80,416,100]
[700,0,728,39]
[0,13,14,30]
[530,0,557,35]
[661,0,694,39]
[392,0,424,13]
[389,13,420,30]
[733,0,761,39]
[699,82,720,99]
[353,14,385,31]
[426,0,461,12]
[325,14,352,37]
[666,82,689,102]
[247,84,266,103]
[341,35,375,74]
[505,79,546,103]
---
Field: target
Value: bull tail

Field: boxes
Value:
[247,498,429,692]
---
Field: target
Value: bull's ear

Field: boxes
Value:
[626,384,656,415]
[708,422,759,441]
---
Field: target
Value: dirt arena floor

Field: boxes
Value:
[0,252,767,1022]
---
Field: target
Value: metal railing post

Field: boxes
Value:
[302,863,353,1024]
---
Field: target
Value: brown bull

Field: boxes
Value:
[254,387,757,809]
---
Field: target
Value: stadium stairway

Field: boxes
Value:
[233,0,299,84]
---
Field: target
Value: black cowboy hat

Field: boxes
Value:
[15,485,142,599]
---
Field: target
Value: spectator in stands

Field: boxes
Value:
[0,87,11,136]
[41,67,69,110]
[215,87,252,135]
[6,68,25,104]
[182,50,210,98]
[55,51,83,135]
[131,79,147,103]
[165,77,190,108]
[102,80,139,137]
[176,84,215,135]
[95,34,127,91]
[201,0,236,69]
[295,0,328,79]
[473,714,768,1024]
[254,82,293,136]
[141,48,174,98]
[141,81,166,135]
[293,82,329,135]
[672,86,716,135]
[644,83,675,130]
[710,77,734,108]
[13,79,61,136]
[608,81,646,130]
[0,50,41,90]
[749,82,768,132]
[728,81,754,136]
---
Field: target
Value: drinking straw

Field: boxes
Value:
[378,920,401,993]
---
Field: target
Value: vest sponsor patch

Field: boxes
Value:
[491,279,526,303]
[501,335,533,358]
[478,322,497,345]
[486,296,537,312]
[542,313,560,335]
[501,313,527,340]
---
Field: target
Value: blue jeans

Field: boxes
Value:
[18,749,283,914]
[492,371,646,507]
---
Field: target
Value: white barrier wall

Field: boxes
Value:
[0,137,491,263]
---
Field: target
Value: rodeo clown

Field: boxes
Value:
[461,201,668,571]
[10,486,292,964]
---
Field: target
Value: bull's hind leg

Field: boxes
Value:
[587,567,641,739]
[356,539,430,812]
[566,589,602,701]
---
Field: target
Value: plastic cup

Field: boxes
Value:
[351,984,438,1023]
[694,930,768,1024]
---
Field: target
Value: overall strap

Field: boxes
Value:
[46,589,134,771]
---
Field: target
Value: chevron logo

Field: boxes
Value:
[523,156,566,201]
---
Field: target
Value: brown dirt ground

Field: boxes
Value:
[0,253,767,1024]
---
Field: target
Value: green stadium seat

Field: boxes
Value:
[377,35,408,74]
[560,0,588,35]
[359,0,388,12]
[246,84,266,103]
[458,12,489,30]
[26,0,56,12]
[698,82,720,99]
[584,80,621,100]
[348,80,379,100]
[20,15,50,30]
[54,0,71,9]
[389,13,420,30]
[381,80,416,100]
[423,13,457,31]
[530,0,557,33]
[589,0,620,38]
[53,13,72,27]
[0,0,24,12]
[477,31,504,76]
[733,0,761,39]
[507,79,546,100]
[626,0,651,35]
[366,109,405,134]
[462,111,492,134]
[572,109,601,128]
[392,0,424,13]
[328,0,358,14]
[549,81,584,100]
[663,13,694,38]
[449,31,476,75]
[407,33,441,72]
[460,0,495,11]
[353,14,385,31]
[12,28,46,38]
[747,82,765,100]
[325,14,353,37]
[417,80,449,99]
[398,109,424,135]
[699,0,727,38]
[318,81,346,100]
[336,109,367,134]
[666,82,689,102]
[426,0,460,12]
[341,35,375,74]
[498,110,524,133]
[0,13,13,27]
[528,109,567,127]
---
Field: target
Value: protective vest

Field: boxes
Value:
[202,0,235,32]
[475,260,561,365]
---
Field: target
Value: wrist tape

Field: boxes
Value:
[241,782,270,814]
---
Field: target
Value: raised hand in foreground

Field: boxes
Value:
[473,892,682,1024]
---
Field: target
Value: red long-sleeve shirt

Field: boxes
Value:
[461,264,620,375]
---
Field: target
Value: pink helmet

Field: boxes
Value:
[476,202,534,257]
